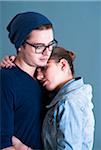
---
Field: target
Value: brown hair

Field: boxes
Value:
[36,24,53,30]
[50,47,75,75]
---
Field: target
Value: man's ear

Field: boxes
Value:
[59,58,67,71]
[18,47,21,52]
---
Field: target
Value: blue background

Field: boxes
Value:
[0,1,101,149]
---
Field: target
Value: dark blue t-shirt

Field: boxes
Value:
[0,66,42,149]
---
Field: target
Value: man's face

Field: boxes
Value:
[20,28,54,67]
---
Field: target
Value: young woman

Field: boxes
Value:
[37,47,95,150]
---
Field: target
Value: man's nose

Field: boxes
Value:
[42,47,50,56]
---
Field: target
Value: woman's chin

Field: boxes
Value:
[45,85,55,91]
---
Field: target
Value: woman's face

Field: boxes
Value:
[37,57,73,91]
[37,59,63,91]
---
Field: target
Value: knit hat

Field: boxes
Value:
[7,12,52,49]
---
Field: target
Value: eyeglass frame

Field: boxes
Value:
[24,39,58,54]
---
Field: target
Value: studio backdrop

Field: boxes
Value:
[0,1,101,150]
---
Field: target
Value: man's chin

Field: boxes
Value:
[39,62,47,67]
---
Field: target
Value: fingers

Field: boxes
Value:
[12,136,22,145]
[0,55,16,68]
[36,67,44,81]
[12,136,29,150]
[9,55,16,62]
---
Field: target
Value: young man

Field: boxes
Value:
[0,11,57,150]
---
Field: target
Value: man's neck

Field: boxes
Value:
[14,58,36,78]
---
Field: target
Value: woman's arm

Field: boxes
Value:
[12,136,29,150]
[0,55,16,68]
[2,136,31,150]
[3,146,16,150]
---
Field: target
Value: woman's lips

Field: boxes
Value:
[42,79,48,87]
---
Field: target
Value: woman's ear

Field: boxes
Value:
[59,58,68,71]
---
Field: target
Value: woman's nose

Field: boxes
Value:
[37,68,44,81]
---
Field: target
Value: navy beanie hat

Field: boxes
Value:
[7,12,52,49]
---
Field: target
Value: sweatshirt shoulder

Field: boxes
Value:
[1,67,17,81]
[1,66,18,74]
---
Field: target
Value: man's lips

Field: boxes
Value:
[40,58,48,62]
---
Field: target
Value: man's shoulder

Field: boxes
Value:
[1,66,15,71]
[0,67,18,82]
[1,67,15,75]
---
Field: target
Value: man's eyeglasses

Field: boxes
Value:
[25,39,58,54]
